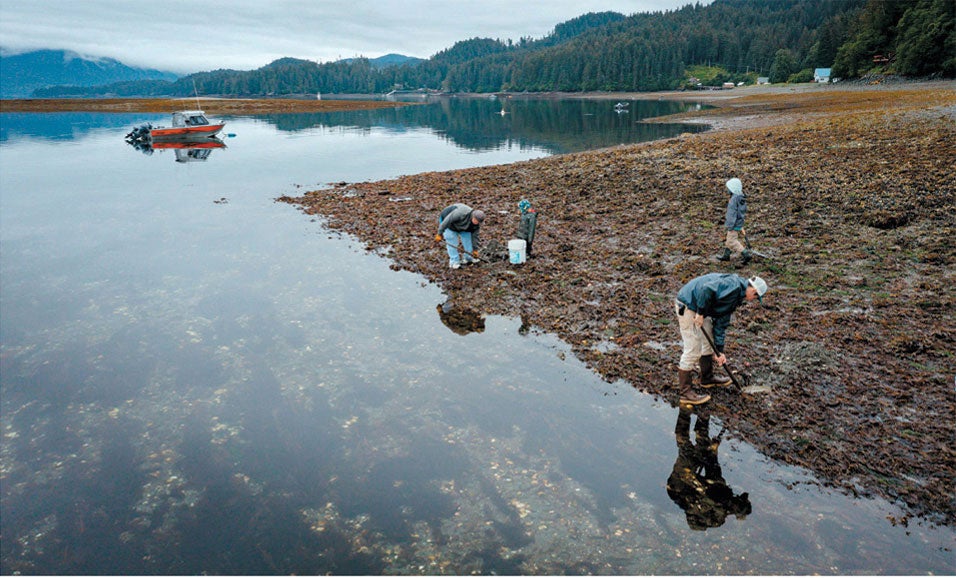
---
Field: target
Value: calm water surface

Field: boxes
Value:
[1,100,952,574]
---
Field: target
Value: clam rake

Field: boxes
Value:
[443,241,481,261]
[698,327,750,391]
[743,231,772,260]
[433,233,481,261]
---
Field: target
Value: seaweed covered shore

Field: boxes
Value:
[282,83,956,526]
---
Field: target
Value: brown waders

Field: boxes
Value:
[699,355,732,388]
[678,369,711,405]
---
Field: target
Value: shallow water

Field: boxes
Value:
[1,102,952,574]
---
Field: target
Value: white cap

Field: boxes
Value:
[749,276,768,302]
[726,178,742,195]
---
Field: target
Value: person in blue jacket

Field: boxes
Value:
[674,273,768,405]
[436,203,484,269]
[717,178,751,265]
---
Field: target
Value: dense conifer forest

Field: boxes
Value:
[33,0,954,98]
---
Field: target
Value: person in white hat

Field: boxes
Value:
[674,273,768,405]
[717,177,751,265]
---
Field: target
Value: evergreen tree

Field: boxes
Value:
[769,49,798,83]
[32,0,951,98]
[894,0,956,76]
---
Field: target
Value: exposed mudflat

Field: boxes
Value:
[280,82,956,526]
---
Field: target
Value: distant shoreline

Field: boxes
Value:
[0,97,415,114]
[4,79,953,115]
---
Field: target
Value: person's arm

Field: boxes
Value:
[712,315,731,352]
[724,197,737,230]
[691,285,717,326]
[438,212,454,234]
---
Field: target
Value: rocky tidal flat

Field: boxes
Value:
[281,82,956,526]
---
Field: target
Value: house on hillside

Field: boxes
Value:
[757,77,770,85]
[814,68,832,83]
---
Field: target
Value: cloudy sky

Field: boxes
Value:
[1,0,705,74]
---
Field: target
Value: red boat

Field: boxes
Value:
[149,139,226,150]
[148,110,225,140]
[152,138,226,162]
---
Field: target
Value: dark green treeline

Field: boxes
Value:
[35,0,954,98]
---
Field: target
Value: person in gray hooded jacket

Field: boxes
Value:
[436,203,484,269]
[717,178,751,265]
[674,273,767,405]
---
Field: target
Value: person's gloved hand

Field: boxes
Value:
[435,234,443,243]
[471,249,479,259]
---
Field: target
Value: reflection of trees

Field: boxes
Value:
[666,406,751,531]
[3,101,706,153]
[251,98,707,154]
[1,112,155,142]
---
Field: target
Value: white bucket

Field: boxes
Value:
[508,239,527,264]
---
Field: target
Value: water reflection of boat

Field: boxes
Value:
[162,139,226,163]
[126,136,226,162]
[126,110,225,145]
[150,139,225,151]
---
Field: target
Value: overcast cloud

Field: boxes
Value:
[1,0,704,74]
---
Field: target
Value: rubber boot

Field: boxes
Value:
[678,369,711,405]
[740,249,752,265]
[699,355,732,388]
[716,247,731,261]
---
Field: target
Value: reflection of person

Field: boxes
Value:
[674,273,767,405]
[667,406,751,531]
[436,300,485,335]
[435,203,484,269]
[717,178,751,265]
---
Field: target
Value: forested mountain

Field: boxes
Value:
[0,49,177,98]
[28,0,954,99]
[833,0,955,77]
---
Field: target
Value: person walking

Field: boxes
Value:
[717,178,751,265]
[436,203,484,269]
[674,272,767,405]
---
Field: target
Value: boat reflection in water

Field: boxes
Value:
[125,111,228,163]
[126,136,227,163]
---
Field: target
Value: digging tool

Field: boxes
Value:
[743,231,772,260]
[436,234,481,261]
[697,326,745,391]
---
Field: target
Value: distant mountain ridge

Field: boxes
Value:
[0,49,179,98]
[342,53,425,69]
[7,0,953,99]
